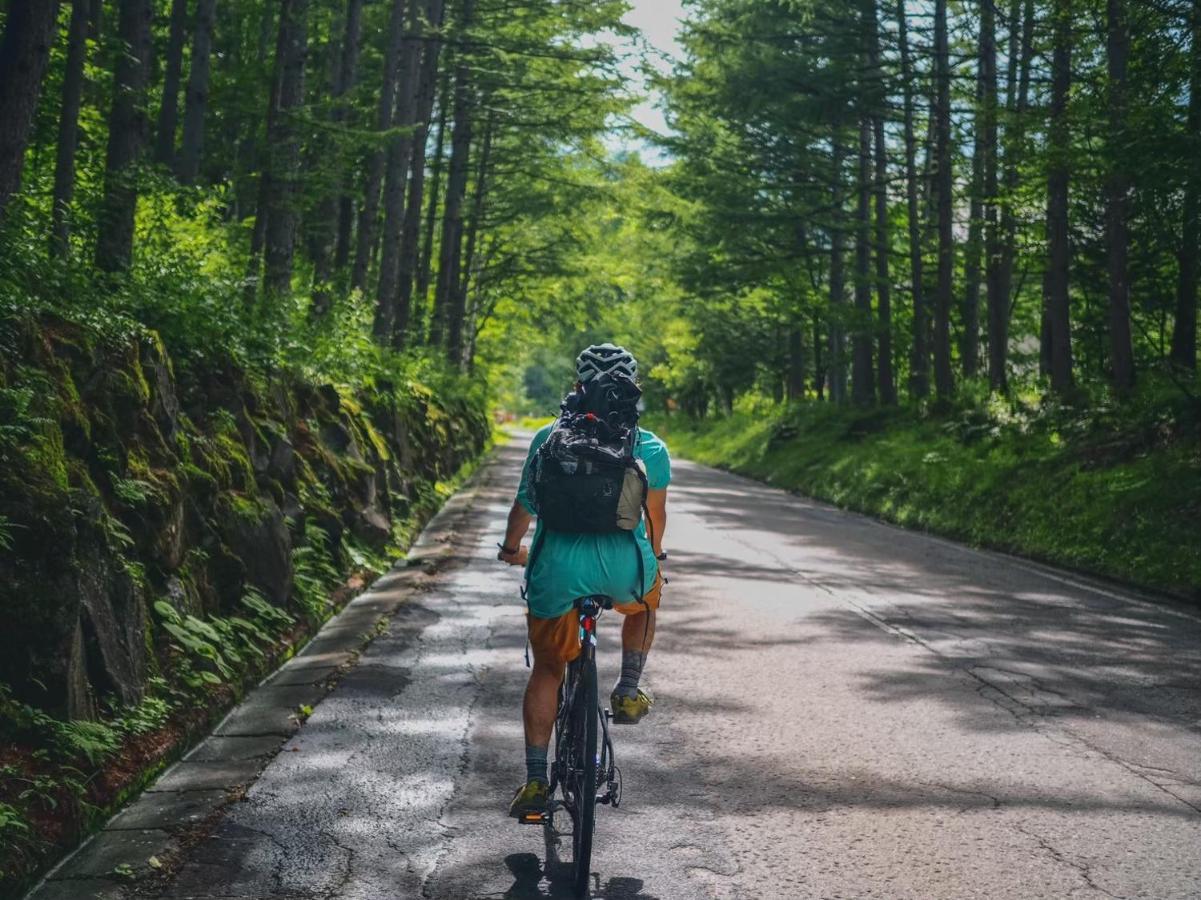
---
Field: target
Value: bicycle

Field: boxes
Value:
[516,594,622,897]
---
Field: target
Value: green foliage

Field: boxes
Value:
[112,690,172,738]
[0,803,31,837]
[0,800,36,872]
[45,721,122,767]
[240,587,297,632]
[1,684,112,766]
[111,476,153,507]
[292,521,342,623]
[153,588,296,691]
[0,385,52,452]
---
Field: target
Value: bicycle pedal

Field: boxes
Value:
[517,811,549,826]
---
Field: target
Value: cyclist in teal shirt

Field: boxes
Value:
[497,344,670,819]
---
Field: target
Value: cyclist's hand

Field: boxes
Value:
[497,544,528,567]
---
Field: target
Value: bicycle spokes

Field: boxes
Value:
[597,706,621,807]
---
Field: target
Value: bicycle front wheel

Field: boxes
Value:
[571,647,599,897]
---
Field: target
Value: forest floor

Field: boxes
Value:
[644,384,1201,603]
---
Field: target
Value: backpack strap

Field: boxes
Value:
[631,528,644,604]
[521,526,548,668]
[630,426,653,603]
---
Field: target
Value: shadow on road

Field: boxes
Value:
[666,460,1201,740]
[498,851,661,899]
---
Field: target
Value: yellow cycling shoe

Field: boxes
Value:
[610,688,654,724]
[508,779,549,820]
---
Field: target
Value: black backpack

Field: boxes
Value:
[521,370,655,627]
[528,370,648,534]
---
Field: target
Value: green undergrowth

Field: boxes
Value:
[647,378,1201,601]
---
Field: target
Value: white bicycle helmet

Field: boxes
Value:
[575,343,637,384]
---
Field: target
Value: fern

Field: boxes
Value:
[291,521,341,622]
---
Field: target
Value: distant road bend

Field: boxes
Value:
[57,436,1201,899]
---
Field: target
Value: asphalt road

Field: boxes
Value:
[138,435,1201,899]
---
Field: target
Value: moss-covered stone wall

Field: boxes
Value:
[0,315,489,721]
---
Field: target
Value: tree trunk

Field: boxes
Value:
[896,0,927,400]
[351,0,408,292]
[994,0,1034,391]
[787,320,806,399]
[1171,0,1201,369]
[154,0,189,167]
[373,0,429,340]
[335,198,355,269]
[456,113,493,330]
[1106,0,1135,391]
[981,0,1003,391]
[864,0,893,405]
[176,0,215,182]
[873,118,894,405]
[330,0,363,274]
[395,0,447,347]
[50,0,90,256]
[310,0,363,315]
[1043,0,1074,394]
[261,0,308,299]
[813,312,826,400]
[95,0,153,273]
[434,0,478,365]
[962,24,986,380]
[852,109,875,406]
[828,131,848,405]
[417,71,451,332]
[932,0,955,401]
[242,6,278,287]
[0,1,62,218]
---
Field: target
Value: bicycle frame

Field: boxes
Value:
[544,597,621,822]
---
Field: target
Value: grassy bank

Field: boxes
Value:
[646,383,1201,601]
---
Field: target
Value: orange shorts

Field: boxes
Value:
[526,575,663,669]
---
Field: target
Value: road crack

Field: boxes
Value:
[318,828,358,899]
[915,780,1003,813]
[1014,823,1118,898]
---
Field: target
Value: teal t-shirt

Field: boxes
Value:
[517,424,671,619]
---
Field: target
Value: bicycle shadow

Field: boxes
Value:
[501,851,661,899]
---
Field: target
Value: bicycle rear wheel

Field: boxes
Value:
[571,647,599,897]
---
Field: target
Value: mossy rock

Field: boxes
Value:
[214,491,292,607]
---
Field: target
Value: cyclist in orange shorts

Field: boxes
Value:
[497,344,669,819]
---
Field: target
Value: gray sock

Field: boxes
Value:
[613,650,645,700]
[525,745,548,785]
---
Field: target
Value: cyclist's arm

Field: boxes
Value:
[646,488,667,557]
[498,500,533,565]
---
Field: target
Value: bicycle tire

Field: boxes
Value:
[571,646,599,897]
